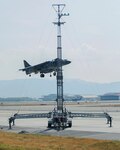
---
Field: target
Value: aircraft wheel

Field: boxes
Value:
[53,72,56,76]
[40,73,45,78]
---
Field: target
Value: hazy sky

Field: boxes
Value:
[0,0,120,83]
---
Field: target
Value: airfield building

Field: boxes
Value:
[41,94,83,101]
[100,93,120,100]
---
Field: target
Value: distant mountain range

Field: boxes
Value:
[0,78,120,98]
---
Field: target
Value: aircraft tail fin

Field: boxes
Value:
[23,60,31,68]
[19,60,31,75]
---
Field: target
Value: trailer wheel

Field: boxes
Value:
[48,122,52,128]
[68,122,72,127]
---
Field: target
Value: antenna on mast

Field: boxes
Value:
[52,4,69,26]
[52,4,69,18]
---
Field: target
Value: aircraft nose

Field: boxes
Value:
[67,60,71,64]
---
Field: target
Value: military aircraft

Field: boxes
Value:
[19,58,71,77]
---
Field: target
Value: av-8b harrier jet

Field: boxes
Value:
[19,58,71,77]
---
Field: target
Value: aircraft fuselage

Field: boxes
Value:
[20,58,71,77]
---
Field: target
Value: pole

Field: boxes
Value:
[52,4,69,112]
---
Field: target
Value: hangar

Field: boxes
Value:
[100,93,120,100]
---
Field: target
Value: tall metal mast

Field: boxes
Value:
[52,4,69,112]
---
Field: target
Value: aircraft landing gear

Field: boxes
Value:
[53,72,56,76]
[50,72,56,77]
[40,73,45,78]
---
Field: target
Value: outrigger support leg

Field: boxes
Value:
[104,112,112,127]
[109,116,112,127]
[9,117,15,129]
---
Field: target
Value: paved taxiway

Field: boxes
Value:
[0,101,120,140]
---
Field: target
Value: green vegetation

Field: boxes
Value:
[0,131,120,150]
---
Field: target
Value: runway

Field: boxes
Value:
[0,101,120,140]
